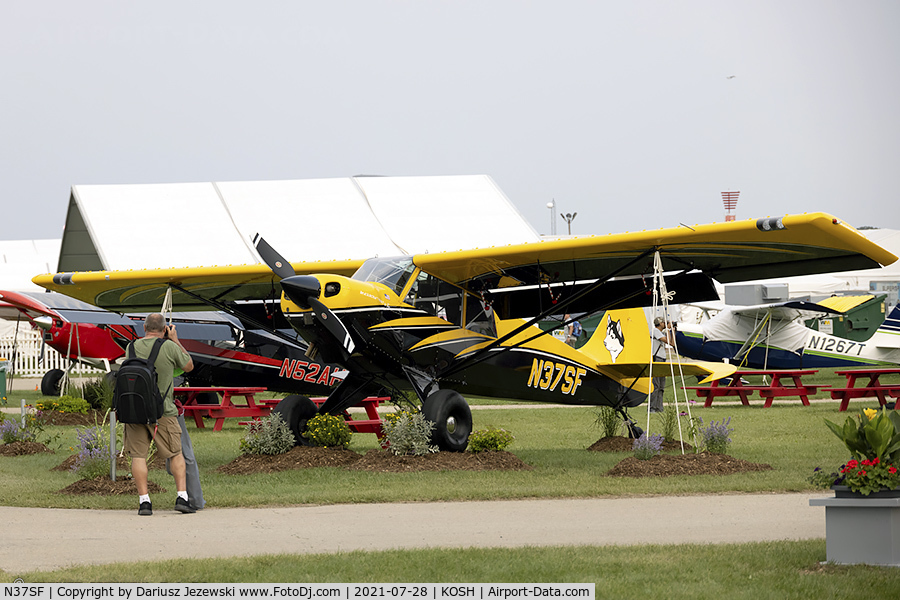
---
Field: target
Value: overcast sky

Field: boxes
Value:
[2,1,898,242]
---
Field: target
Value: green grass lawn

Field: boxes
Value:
[7,541,900,595]
[0,381,881,509]
[3,376,897,587]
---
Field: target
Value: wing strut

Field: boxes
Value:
[438,248,660,380]
[733,311,773,367]
[168,283,305,349]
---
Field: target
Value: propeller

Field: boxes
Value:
[252,233,297,280]
[253,234,356,362]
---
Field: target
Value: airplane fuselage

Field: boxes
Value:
[675,323,900,369]
[281,273,645,411]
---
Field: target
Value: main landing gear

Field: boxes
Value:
[41,369,65,396]
[423,389,473,453]
[273,395,319,446]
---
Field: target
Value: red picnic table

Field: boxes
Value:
[176,386,270,431]
[313,396,386,438]
[684,369,828,407]
[830,367,900,411]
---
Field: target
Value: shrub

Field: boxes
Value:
[595,406,620,438]
[305,414,352,449]
[1,418,34,444]
[81,376,114,411]
[700,417,734,454]
[1,410,60,449]
[468,426,515,453]
[34,395,91,414]
[72,423,113,480]
[632,433,664,460]
[382,410,437,456]
[661,405,678,441]
[240,413,295,455]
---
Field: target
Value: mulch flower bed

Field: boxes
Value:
[60,477,167,496]
[51,453,168,473]
[588,436,772,478]
[606,452,773,478]
[0,440,54,456]
[35,410,107,427]
[3,432,773,495]
[216,446,531,475]
[588,436,693,453]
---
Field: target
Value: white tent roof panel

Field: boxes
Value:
[356,175,539,254]
[55,175,540,273]
[0,238,61,291]
[71,183,256,270]
[215,178,404,262]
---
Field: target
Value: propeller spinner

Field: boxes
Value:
[253,234,356,361]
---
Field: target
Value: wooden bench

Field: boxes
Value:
[313,397,386,437]
[684,384,769,407]
[831,368,900,411]
[684,369,826,407]
[176,386,270,431]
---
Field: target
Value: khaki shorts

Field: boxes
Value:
[124,416,183,460]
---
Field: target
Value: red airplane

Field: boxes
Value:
[0,289,345,396]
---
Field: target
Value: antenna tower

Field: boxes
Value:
[722,190,740,222]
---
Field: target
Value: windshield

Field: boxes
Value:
[351,257,416,296]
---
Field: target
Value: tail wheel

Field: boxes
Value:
[617,406,644,439]
[422,389,472,452]
[272,395,318,446]
[41,369,65,396]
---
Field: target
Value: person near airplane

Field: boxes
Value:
[650,317,675,413]
[124,313,196,516]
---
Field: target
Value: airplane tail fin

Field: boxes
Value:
[581,308,735,384]
[580,308,652,365]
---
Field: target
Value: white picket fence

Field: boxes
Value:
[0,332,104,379]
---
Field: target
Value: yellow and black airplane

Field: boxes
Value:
[34,213,897,450]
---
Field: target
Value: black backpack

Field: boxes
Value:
[113,338,167,424]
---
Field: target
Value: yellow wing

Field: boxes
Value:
[413,212,896,288]
[33,213,896,314]
[32,259,364,312]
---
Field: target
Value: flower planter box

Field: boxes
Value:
[831,485,900,499]
[809,494,900,566]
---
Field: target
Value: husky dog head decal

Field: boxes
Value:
[604,315,625,362]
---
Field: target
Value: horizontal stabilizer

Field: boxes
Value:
[597,360,736,385]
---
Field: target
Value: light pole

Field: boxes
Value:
[560,212,577,235]
[546,199,557,235]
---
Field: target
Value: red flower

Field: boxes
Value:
[861,459,872,466]
[858,470,867,477]
[847,459,858,468]
[872,457,880,465]
[890,467,898,475]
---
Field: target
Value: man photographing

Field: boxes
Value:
[124,313,195,515]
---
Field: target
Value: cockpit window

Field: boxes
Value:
[351,257,416,296]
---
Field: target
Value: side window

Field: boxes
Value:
[405,271,464,327]
[465,294,496,336]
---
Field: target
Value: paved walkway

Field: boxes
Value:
[1,494,826,573]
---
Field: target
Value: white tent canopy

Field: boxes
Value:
[0,239,61,292]
[56,175,540,273]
